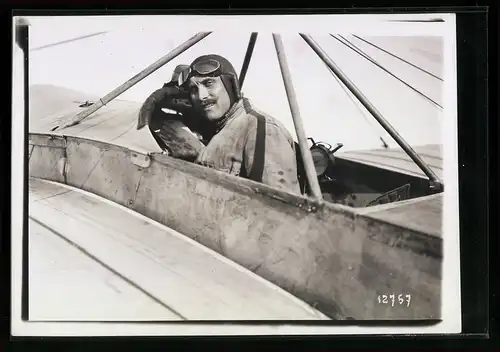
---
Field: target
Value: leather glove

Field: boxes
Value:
[153,117,205,162]
[137,84,192,130]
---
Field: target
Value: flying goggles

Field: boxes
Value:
[178,59,223,87]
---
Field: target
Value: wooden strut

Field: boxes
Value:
[239,32,258,88]
[300,33,443,191]
[272,33,323,200]
[56,32,212,130]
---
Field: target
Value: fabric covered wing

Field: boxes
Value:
[29,177,329,321]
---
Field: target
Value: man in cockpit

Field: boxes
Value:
[180,54,301,194]
[138,55,301,195]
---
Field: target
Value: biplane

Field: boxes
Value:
[23,22,445,321]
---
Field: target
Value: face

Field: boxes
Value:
[187,76,231,121]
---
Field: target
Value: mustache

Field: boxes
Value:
[200,99,217,106]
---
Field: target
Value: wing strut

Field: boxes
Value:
[239,32,258,88]
[300,33,443,192]
[55,32,212,131]
[272,34,323,200]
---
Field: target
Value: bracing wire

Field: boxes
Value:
[331,34,443,109]
[30,31,109,52]
[324,63,390,149]
[352,35,444,81]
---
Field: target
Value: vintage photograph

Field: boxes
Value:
[12,13,461,335]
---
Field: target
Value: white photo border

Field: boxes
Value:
[11,12,461,336]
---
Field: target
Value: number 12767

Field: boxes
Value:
[377,294,411,307]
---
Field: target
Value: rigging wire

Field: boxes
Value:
[351,34,444,81]
[324,63,390,149]
[331,34,443,109]
[30,31,109,52]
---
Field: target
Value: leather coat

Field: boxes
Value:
[195,97,301,194]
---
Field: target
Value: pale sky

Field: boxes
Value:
[27,15,448,152]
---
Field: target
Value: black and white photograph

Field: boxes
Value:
[12,13,461,335]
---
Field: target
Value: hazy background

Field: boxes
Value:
[27,16,445,152]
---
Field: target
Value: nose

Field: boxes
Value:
[196,85,210,101]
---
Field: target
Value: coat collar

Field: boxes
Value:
[213,97,246,134]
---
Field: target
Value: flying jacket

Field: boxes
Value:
[195,97,301,195]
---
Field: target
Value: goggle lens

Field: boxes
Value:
[193,59,221,74]
[178,59,221,86]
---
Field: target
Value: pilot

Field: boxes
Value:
[178,54,301,194]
